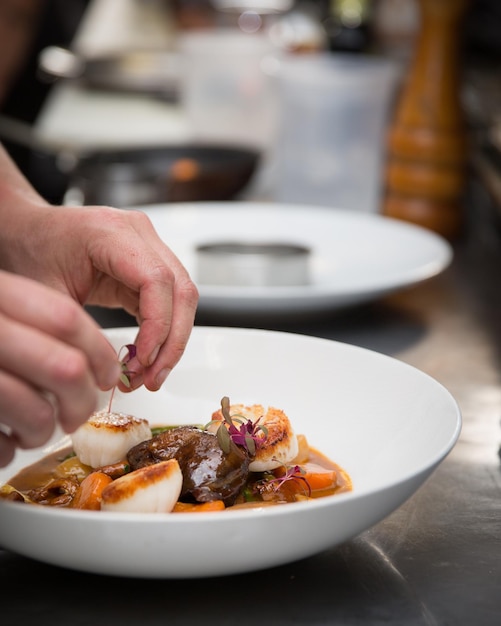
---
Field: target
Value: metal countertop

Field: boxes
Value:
[2,186,501,625]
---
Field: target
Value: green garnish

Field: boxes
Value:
[256,464,312,497]
[211,396,268,456]
[118,344,137,388]
[107,344,137,412]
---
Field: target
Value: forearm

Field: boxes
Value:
[0,143,50,273]
[0,142,47,206]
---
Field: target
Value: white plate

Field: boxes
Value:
[0,327,461,578]
[137,202,453,314]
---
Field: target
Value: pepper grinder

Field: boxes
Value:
[382,0,470,240]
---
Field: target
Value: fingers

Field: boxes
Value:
[122,279,197,392]
[0,341,58,468]
[141,277,198,391]
[0,315,102,434]
[0,272,123,467]
[0,431,16,468]
[0,271,121,391]
[0,369,56,449]
[126,210,198,389]
[129,262,198,391]
[86,209,199,391]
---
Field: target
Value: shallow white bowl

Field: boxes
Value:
[0,327,461,578]
[138,202,453,315]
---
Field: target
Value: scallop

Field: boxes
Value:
[209,403,299,472]
[71,410,151,468]
[100,459,183,513]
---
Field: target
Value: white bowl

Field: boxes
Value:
[0,327,461,578]
[137,202,453,315]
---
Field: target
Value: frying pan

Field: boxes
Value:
[64,144,260,207]
[0,115,260,206]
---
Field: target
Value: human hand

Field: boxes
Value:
[0,270,122,467]
[0,145,199,468]
[6,204,199,394]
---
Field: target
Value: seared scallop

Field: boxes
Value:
[71,410,151,468]
[100,459,183,513]
[209,403,299,472]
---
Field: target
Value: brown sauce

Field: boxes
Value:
[3,436,352,511]
[9,448,73,492]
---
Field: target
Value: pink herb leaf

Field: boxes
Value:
[108,344,137,411]
[215,396,268,456]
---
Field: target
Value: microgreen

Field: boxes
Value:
[107,344,137,412]
[118,344,137,387]
[210,396,268,456]
[256,463,312,497]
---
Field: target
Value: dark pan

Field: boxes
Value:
[67,144,260,207]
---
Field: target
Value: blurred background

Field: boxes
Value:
[0,0,500,240]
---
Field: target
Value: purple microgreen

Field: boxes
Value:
[118,344,137,388]
[256,463,312,497]
[107,344,137,412]
[214,396,268,456]
[216,420,231,454]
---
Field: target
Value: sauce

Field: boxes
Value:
[2,435,352,511]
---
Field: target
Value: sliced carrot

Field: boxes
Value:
[172,500,225,513]
[71,471,113,510]
[299,462,338,492]
[273,462,338,497]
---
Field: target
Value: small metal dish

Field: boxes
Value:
[196,241,311,287]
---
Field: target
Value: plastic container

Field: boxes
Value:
[178,30,280,151]
[273,53,401,212]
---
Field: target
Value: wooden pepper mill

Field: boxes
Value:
[382,0,470,240]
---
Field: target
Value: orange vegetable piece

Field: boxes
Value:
[172,500,225,513]
[72,471,113,510]
[170,158,199,182]
[299,462,338,492]
[273,461,339,497]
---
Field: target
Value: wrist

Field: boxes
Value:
[0,143,52,273]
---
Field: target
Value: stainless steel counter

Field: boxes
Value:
[2,188,501,625]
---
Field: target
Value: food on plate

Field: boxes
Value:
[127,425,250,506]
[1,397,352,513]
[71,410,152,468]
[71,471,113,510]
[207,401,299,472]
[100,459,183,513]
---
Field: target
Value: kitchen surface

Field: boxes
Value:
[2,1,501,624]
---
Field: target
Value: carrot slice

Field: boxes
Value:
[300,462,338,492]
[72,471,113,510]
[273,462,338,494]
[172,500,225,513]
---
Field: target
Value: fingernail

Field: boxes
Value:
[148,345,160,366]
[129,374,144,391]
[155,368,171,388]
